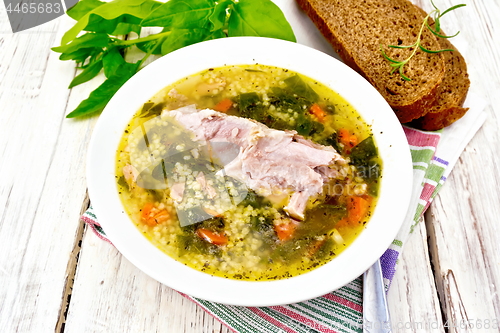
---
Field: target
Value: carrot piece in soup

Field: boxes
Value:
[141,203,170,226]
[141,203,154,221]
[309,103,326,122]
[197,228,228,245]
[335,217,349,229]
[347,196,371,224]
[152,210,170,224]
[214,98,233,112]
[338,129,349,145]
[348,134,358,147]
[273,218,300,242]
[338,128,357,149]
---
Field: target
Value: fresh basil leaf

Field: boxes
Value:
[66,62,140,118]
[209,0,232,31]
[102,48,125,78]
[68,58,103,88]
[61,0,162,45]
[141,0,216,29]
[66,0,105,21]
[227,0,296,42]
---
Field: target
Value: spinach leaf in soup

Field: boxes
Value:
[238,93,266,121]
[319,131,342,152]
[284,75,319,102]
[117,175,128,189]
[238,190,271,209]
[314,239,335,260]
[350,136,378,164]
[138,102,155,117]
[177,234,222,257]
[349,136,381,196]
[176,206,215,227]
[138,102,165,118]
[270,87,308,114]
[262,114,290,131]
[296,114,313,136]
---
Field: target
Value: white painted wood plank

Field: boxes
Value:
[421,0,500,330]
[0,13,101,332]
[387,219,444,333]
[65,230,229,333]
[426,141,500,331]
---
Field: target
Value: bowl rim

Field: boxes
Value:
[87,36,413,306]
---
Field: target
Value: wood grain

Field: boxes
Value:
[1,0,500,332]
[65,230,230,333]
[421,0,500,331]
[0,14,97,332]
[387,218,444,333]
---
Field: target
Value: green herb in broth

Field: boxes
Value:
[115,64,382,281]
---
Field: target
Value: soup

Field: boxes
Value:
[115,65,382,281]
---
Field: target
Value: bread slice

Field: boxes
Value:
[411,7,470,130]
[296,0,446,123]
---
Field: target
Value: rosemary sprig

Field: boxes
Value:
[380,1,466,81]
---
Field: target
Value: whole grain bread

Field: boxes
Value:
[296,0,446,123]
[411,7,470,130]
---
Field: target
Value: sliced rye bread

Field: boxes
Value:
[411,6,470,130]
[296,0,446,123]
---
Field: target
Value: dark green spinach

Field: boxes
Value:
[350,136,378,164]
[53,0,297,119]
[238,92,266,121]
[66,61,140,118]
[284,75,319,102]
[227,0,296,42]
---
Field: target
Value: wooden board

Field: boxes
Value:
[418,0,500,331]
[0,15,97,332]
[65,229,230,333]
[387,218,444,333]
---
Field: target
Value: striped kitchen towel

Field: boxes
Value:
[81,93,486,333]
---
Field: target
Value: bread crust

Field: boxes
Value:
[412,6,470,130]
[296,0,446,123]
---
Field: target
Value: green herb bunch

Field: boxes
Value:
[52,0,296,118]
[380,0,466,81]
